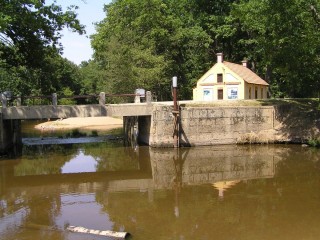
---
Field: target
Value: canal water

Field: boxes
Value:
[1,122,320,239]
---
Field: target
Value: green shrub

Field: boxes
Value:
[71,129,87,138]
[308,138,320,147]
[90,130,98,137]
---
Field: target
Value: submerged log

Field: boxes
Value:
[67,225,130,239]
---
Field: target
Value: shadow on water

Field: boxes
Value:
[1,144,320,240]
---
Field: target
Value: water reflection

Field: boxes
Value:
[1,144,320,240]
[61,151,97,173]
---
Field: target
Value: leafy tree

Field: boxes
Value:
[92,0,212,100]
[92,0,320,100]
[0,0,84,68]
[0,0,85,96]
[229,0,320,97]
[79,60,109,100]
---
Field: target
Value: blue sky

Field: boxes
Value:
[53,0,112,65]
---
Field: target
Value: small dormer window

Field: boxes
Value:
[217,74,223,83]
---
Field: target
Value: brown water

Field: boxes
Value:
[1,140,320,239]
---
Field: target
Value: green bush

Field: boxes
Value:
[71,129,87,138]
[308,138,320,147]
[90,130,98,137]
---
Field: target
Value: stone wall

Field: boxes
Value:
[146,104,320,147]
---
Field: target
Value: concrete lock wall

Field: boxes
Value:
[145,105,320,147]
[0,113,22,154]
[124,116,152,147]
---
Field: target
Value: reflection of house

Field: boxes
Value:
[213,180,240,198]
[193,53,269,101]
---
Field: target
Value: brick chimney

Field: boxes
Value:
[217,53,223,63]
[241,59,248,68]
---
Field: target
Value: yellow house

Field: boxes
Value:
[193,53,269,101]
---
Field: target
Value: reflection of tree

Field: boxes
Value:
[96,146,320,240]
[15,142,144,175]
[82,143,144,172]
[15,145,77,176]
[2,144,320,239]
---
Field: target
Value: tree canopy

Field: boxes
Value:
[1,0,319,101]
[91,0,320,99]
[0,0,85,96]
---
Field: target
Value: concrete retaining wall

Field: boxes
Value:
[145,105,320,147]
[0,113,22,154]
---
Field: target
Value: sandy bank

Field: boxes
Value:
[35,117,123,131]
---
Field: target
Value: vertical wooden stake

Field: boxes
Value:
[172,76,179,148]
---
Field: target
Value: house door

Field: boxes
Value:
[218,89,223,100]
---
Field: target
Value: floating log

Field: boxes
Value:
[67,225,130,239]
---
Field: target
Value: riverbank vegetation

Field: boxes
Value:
[1,0,320,102]
[308,139,320,147]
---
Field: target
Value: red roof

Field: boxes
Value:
[223,61,269,86]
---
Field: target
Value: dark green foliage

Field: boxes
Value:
[91,0,212,100]
[0,0,85,97]
[1,0,320,100]
[91,0,320,100]
[90,130,98,137]
[70,129,87,138]
[308,139,320,147]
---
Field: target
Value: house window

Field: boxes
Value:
[217,74,223,83]
[218,89,223,100]
[227,87,238,99]
[203,88,213,101]
[248,87,251,99]
[261,88,264,99]
[255,87,258,99]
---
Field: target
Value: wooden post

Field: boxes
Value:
[172,76,179,148]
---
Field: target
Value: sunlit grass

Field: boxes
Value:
[181,98,320,109]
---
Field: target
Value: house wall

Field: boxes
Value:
[245,83,268,100]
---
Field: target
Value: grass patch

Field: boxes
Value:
[90,130,98,137]
[181,98,320,109]
[65,129,87,138]
[106,127,123,135]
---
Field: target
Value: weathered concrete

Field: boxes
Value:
[107,103,153,117]
[0,103,153,153]
[144,103,320,147]
[1,105,107,119]
[1,103,153,120]
[0,113,21,154]
[1,100,319,151]
[123,115,152,147]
